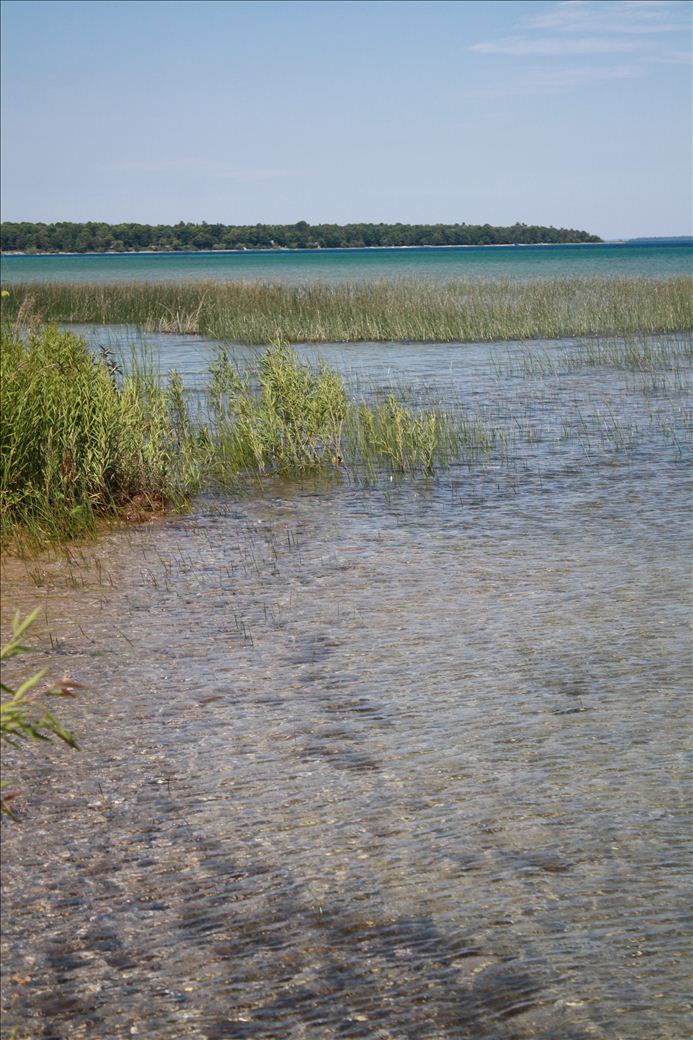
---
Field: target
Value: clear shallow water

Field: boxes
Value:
[2,242,692,284]
[1,335,691,1039]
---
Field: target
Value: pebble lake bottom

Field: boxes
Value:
[2,239,692,284]
[1,329,690,1039]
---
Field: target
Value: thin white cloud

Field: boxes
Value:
[649,48,693,64]
[469,0,690,91]
[529,0,684,34]
[464,64,643,99]
[471,35,644,56]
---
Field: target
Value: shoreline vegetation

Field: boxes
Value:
[0,321,489,551]
[2,274,690,549]
[2,243,608,257]
[2,277,691,344]
[4,239,692,258]
[2,315,691,552]
[0,221,602,254]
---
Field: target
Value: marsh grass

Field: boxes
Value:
[4,312,689,549]
[1,608,79,817]
[203,343,492,484]
[506,332,693,378]
[206,344,349,479]
[1,323,490,547]
[3,276,692,343]
[0,323,203,548]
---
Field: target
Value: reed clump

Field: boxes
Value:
[1,323,486,547]
[203,343,478,481]
[2,276,691,343]
[0,323,202,547]
[506,332,693,378]
[207,344,349,478]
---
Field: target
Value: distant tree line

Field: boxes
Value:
[0,220,601,253]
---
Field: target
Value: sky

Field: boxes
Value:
[1,0,691,238]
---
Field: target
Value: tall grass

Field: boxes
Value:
[6,313,686,549]
[3,276,691,343]
[503,332,693,378]
[1,608,79,817]
[1,323,489,548]
[0,323,203,547]
[207,344,350,478]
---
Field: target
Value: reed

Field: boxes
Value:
[8,314,684,550]
[517,332,691,374]
[207,344,349,478]
[0,323,202,548]
[3,276,691,343]
[203,343,488,482]
[1,323,491,547]
[1,608,79,817]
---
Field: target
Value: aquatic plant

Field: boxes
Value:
[208,343,349,477]
[205,342,481,481]
[504,332,693,378]
[1,608,78,817]
[1,322,490,546]
[0,322,201,548]
[2,276,691,344]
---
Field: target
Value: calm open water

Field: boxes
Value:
[1,332,691,1039]
[1,241,692,284]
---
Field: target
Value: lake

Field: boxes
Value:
[2,240,692,284]
[1,328,690,1039]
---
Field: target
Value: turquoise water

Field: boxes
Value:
[2,242,691,284]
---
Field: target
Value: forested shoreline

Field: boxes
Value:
[0,220,601,253]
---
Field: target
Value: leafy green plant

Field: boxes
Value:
[1,608,78,817]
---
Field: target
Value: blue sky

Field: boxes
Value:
[1,0,691,237]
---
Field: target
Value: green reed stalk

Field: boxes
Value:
[3,276,691,344]
[0,323,201,548]
[1,323,497,547]
[1,608,79,817]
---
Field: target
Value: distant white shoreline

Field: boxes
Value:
[2,240,690,259]
[0,242,612,258]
